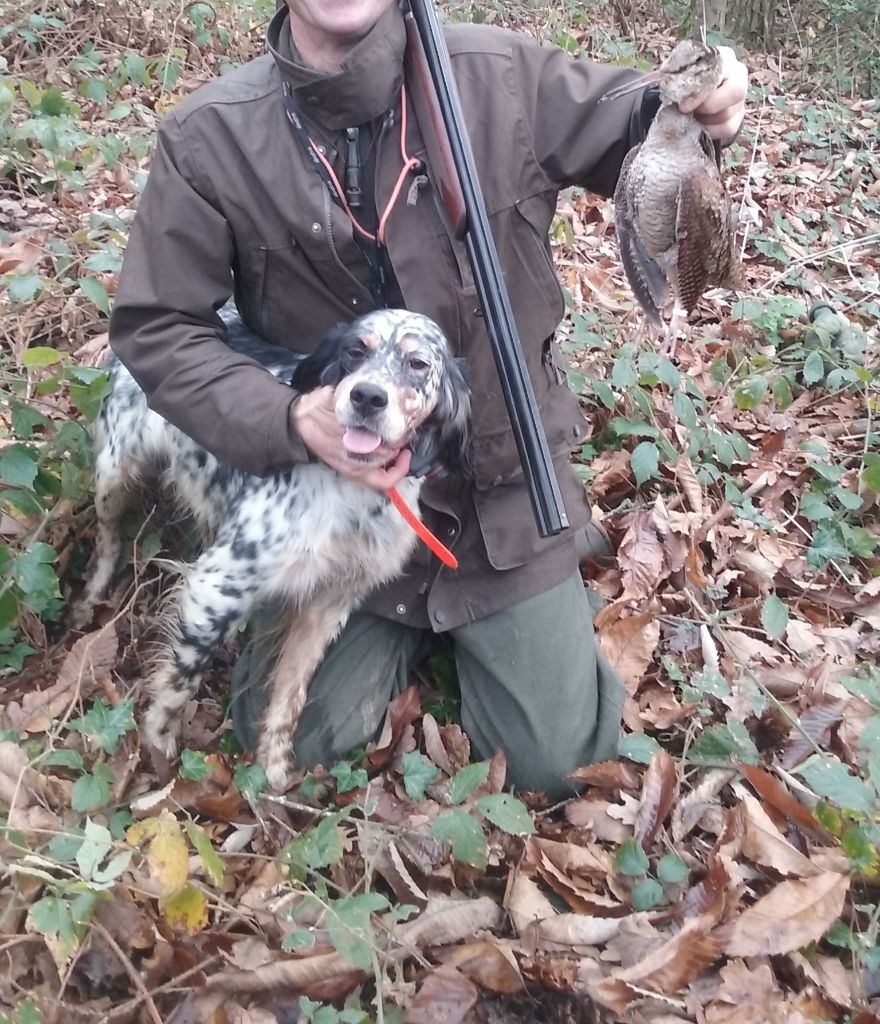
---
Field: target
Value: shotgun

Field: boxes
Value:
[403,0,569,538]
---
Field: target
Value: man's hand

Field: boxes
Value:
[292,387,411,490]
[679,45,748,143]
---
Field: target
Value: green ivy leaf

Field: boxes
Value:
[400,751,439,800]
[43,748,84,770]
[733,376,768,410]
[326,892,389,972]
[0,446,39,488]
[862,454,880,494]
[39,87,66,115]
[330,760,368,793]
[282,930,317,952]
[761,593,789,640]
[796,754,874,814]
[672,391,698,428]
[630,441,659,486]
[630,877,663,910]
[430,809,488,869]
[802,350,826,385]
[7,273,43,303]
[656,853,690,884]
[78,277,110,315]
[614,838,649,877]
[68,699,135,754]
[71,765,114,812]
[21,346,63,368]
[688,720,759,766]
[12,542,59,613]
[771,375,794,408]
[618,732,661,765]
[184,820,224,886]
[234,762,268,801]
[476,793,535,836]
[282,812,346,877]
[592,379,615,411]
[447,761,490,805]
[179,748,213,781]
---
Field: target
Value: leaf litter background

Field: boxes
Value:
[0,1,879,1022]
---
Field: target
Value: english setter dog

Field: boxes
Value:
[75,307,470,789]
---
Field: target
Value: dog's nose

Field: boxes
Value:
[350,383,388,413]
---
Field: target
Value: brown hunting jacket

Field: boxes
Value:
[110,3,649,631]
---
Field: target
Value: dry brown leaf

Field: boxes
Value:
[523,836,612,881]
[617,511,665,599]
[739,764,822,836]
[740,793,821,877]
[405,966,479,1024]
[705,958,785,1024]
[596,612,660,695]
[567,760,640,792]
[676,454,704,514]
[368,684,421,769]
[506,874,557,935]
[634,749,678,847]
[590,913,725,1012]
[535,914,622,950]
[565,797,632,842]
[397,896,504,948]
[725,872,849,957]
[443,942,523,993]
[2,625,118,732]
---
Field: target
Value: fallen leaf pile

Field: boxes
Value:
[1,0,879,1022]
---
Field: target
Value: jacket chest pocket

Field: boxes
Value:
[235,238,368,350]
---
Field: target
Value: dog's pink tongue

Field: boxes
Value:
[343,428,382,454]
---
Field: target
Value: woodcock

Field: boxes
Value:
[603,41,744,330]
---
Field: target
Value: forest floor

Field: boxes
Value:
[0,1,879,1022]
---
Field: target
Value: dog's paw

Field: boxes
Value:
[258,737,294,793]
[142,703,181,760]
[69,600,94,631]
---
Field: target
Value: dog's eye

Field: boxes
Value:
[345,347,367,363]
[406,356,431,373]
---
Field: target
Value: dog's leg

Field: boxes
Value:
[143,541,263,757]
[256,594,353,791]
[71,448,133,628]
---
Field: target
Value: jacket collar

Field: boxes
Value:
[267,4,406,130]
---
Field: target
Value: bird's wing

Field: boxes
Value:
[675,167,728,315]
[614,146,668,328]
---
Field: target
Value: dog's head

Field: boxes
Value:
[291,310,471,478]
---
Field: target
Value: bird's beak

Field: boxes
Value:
[599,70,662,103]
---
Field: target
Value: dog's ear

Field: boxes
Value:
[411,356,472,478]
[290,323,353,392]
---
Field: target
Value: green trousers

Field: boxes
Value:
[230,569,622,798]
[230,572,624,798]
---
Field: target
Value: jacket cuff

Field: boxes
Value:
[262,389,311,473]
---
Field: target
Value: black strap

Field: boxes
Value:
[281,82,350,212]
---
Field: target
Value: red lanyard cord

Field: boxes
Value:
[309,85,421,245]
[386,486,458,570]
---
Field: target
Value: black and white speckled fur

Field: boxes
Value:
[76,307,470,790]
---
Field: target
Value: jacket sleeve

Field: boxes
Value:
[510,37,653,197]
[109,111,311,476]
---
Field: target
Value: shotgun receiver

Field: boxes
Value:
[403,0,569,538]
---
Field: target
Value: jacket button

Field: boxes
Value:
[396,603,406,615]
[447,526,457,538]
[433,610,445,626]
[311,222,322,234]
[351,297,359,307]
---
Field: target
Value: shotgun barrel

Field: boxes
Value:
[404,0,569,538]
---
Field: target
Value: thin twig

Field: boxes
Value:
[91,920,164,1024]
